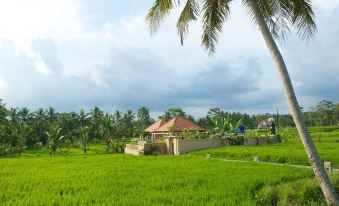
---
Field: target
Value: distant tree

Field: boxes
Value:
[160,108,186,120]
[121,110,135,138]
[11,123,33,156]
[77,109,89,127]
[45,125,64,155]
[8,108,18,124]
[137,106,152,138]
[113,110,123,138]
[58,112,78,144]
[0,99,8,124]
[78,126,91,154]
[34,108,47,144]
[99,114,114,153]
[315,100,336,126]
[90,106,104,139]
[18,107,31,123]
[46,107,58,125]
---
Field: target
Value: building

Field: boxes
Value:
[145,116,205,141]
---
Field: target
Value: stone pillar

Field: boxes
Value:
[324,162,333,172]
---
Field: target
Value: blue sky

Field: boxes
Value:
[0,0,338,117]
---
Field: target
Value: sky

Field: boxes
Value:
[0,0,338,118]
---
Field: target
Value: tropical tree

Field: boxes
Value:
[78,126,91,154]
[8,108,19,124]
[160,107,186,120]
[34,108,47,144]
[90,106,104,139]
[11,123,33,156]
[0,99,8,124]
[78,109,89,127]
[58,112,78,144]
[46,107,58,125]
[136,106,152,138]
[45,125,64,155]
[145,0,339,204]
[99,114,114,153]
[18,107,31,123]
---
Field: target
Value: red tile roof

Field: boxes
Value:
[155,116,205,132]
[145,119,167,133]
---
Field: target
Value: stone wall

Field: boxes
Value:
[125,136,281,156]
[174,138,229,155]
[124,144,141,155]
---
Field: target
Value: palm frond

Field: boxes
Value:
[202,0,231,55]
[146,0,177,35]
[245,0,316,41]
[290,0,317,39]
[177,0,200,45]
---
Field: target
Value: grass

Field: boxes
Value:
[1,126,338,205]
[1,154,337,206]
[190,126,339,168]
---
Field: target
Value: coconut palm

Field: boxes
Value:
[46,107,58,125]
[18,107,31,123]
[78,126,91,154]
[45,125,64,155]
[78,109,89,127]
[34,108,47,144]
[11,123,33,156]
[90,106,104,139]
[146,0,339,204]
[8,108,18,124]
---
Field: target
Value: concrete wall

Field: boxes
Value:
[174,138,229,155]
[124,144,141,155]
[125,136,280,156]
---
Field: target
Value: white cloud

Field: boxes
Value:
[0,0,338,116]
[314,0,339,11]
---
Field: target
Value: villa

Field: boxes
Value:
[145,116,205,141]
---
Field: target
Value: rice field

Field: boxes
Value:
[1,126,338,205]
[190,126,339,168]
[1,154,336,206]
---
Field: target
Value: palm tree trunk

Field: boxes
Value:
[248,0,339,205]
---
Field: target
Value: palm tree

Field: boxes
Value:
[78,109,88,127]
[18,107,31,123]
[99,114,114,153]
[34,108,47,144]
[90,106,104,139]
[78,126,91,154]
[11,123,32,157]
[146,0,339,204]
[9,108,18,124]
[45,125,64,155]
[46,107,58,125]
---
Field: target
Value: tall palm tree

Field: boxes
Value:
[34,108,47,144]
[45,125,64,155]
[18,107,31,123]
[146,0,339,204]
[90,106,104,139]
[46,107,58,125]
[78,109,88,127]
[9,108,18,124]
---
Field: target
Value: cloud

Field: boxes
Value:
[0,1,338,117]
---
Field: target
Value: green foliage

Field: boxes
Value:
[78,126,91,154]
[11,123,33,156]
[0,155,324,205]
[191,126,339,168]
[45,125,64,155]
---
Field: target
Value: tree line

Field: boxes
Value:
[0,99,338,155]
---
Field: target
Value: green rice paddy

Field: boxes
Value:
[1,126,338,205]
